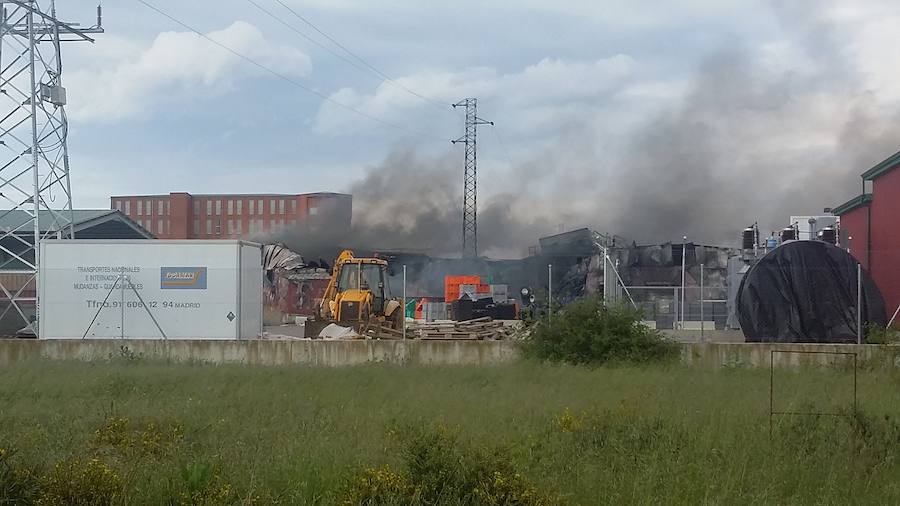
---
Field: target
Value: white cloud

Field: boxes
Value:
[313,55,637,136]
[65,21,311,122]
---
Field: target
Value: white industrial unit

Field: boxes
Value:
[789,215,838,240]
[38,240,263,340]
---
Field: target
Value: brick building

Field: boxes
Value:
[110,192,352,240]
[833,150,900,317]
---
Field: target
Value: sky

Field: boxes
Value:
[45,0,900,256]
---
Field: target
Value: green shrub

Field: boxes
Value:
[522,298,678,365]
[174,461,237,506]
[38,457,121,506]
[866,324,900,344]
[340,425,561,505]
[93,416,184,456]
[0,448,42,505]
[339,465,413,505]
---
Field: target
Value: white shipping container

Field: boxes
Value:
[38,240,263,340]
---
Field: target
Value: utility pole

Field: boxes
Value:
[452,98,492,258]
[0,1,102,333]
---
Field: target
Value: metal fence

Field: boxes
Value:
[620,286,727,330]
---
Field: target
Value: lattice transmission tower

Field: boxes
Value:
[0,1,102,333]
[452,98,491,258]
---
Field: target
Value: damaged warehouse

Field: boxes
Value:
[262,243,331,324]
[379,228,735,330]
[263,224,881,343]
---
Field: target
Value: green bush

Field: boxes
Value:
[39,457,121,506]
[174,461,237,506]
[522,298,678,365]
[340,425,561,505]
[866,324,900,344]
[0,448,42,505]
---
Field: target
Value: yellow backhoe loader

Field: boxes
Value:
[317,249,403,333]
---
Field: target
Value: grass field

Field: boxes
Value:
[1,358,900,504]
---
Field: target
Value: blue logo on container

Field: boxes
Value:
[160,267,207,289]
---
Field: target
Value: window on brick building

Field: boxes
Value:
[215,220,221,235]
[257,200,263,214]
[290,200,296,214]
[270,200,276,214]
[215,200,222,215]
[279,199,285,214]
[193,200,200,216]
[206,200,212,215]
[145,201,151,215]
[309,206,318,216]
[248,200,255,215]
[157,220,163,234]
[137,200,143,216]
[236,220,242,234]
[125,201,130,214]
[157,201,163,215]
[166,201,170,215]
[193,219,200,235]
[206,219,212,235]
[236,200,243,214]
[227,200,233,215]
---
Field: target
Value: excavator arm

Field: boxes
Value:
[318,249,355,320]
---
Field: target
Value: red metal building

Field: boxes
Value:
[833,150,900,318]
[110,192,351,240]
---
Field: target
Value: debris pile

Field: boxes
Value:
[365,317,514,340]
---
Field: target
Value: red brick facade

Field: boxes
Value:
[110,192,351,240]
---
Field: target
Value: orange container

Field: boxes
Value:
[444,275,481,301]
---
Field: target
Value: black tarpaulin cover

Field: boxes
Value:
[736,240,886,343]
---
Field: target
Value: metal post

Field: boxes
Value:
[857,262,863,344]
[548,263,552,325]
[601,246,608,305]
[680,236,687,329]
[27,4,39,330]
[119,274,125,339]
[700,263,705,342]
[402,265,407,340]
[673,288,678,330]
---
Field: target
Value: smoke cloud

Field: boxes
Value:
[278,3,900,260]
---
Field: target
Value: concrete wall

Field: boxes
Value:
[661,329,744,343]
[0,339,520,367]
[1,339,899,369]
[681,342,900,368]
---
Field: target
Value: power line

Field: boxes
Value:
[270,0,452,114]
[243,0,375,80]
[134,0,443,142]
[490,124,514,167]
